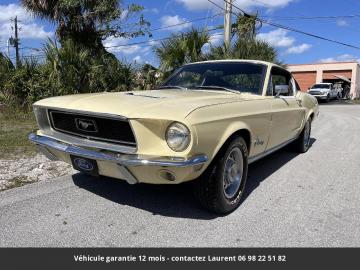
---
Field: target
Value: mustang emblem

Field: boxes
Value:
[75,118,98,132]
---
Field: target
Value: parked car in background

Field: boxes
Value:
[29,60,319,214]
[308,83,339,102]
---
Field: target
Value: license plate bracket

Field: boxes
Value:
[70,155,99,176]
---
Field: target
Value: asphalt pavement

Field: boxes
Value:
[1,103,360,247]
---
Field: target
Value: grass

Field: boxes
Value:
[0,108,38,159]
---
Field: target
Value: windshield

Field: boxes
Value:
[161,62,267,95]
[311,84,330,89]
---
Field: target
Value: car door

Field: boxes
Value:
[265,67,306,150]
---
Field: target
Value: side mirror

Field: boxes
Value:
[274,85,289,97]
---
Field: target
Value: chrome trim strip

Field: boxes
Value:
[40,129,137,154]
[248,136,298,164]
[36,145,59,161]
[35,105,128,120]
[116,166,138,184]
[29,133,208,168]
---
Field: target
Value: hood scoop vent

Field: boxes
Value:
[125,92,164,99]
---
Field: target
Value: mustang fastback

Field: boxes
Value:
[29,60,319,214]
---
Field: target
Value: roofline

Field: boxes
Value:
[184,59,281,68]
[288,61,359,66]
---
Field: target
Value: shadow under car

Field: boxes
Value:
[72,138,316,218]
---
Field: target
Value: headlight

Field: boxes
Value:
[166,122,191,152]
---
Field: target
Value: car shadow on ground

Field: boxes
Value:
[72,138,316,219]
[318,99,353,105]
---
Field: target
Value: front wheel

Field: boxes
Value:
[326,94,330,102]
[293,118,312,153]
[193,137,248,214]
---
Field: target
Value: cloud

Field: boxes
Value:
[257,29,295,47]
[0,4,53,40]
[132,55,143,63]
[103,37,141,55]
[209,32,223,46]
[336,19,349,27]
[120,9,129,21]
[257,29,312,55]
[0,4,33,22]
[0,22,52,40]
[201,32,223,53]
[176,0,295,11]
[285,43,311,54]
[318,54,360,63]
[160,15,192,31]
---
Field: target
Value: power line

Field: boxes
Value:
[16,30,225,59]
[209,0,360,50]
[104,26,223,49]
[149,13,222,32]
[16,14,224,55]
[261,14,360,21]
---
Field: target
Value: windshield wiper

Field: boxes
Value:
[191,85,240,94]
[158,85,186,90]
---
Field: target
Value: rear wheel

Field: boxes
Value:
[194,137,248,214]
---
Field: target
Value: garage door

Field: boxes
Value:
[323,70,352,80]
[292,71,317,92]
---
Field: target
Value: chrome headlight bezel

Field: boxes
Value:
[33,105,50,130]
[165,122,191,152]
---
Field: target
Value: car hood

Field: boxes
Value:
[34,89,251,120]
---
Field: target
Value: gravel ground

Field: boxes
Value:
[0,104,359,247]
[0,154,74,191]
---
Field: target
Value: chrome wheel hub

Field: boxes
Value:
[223,147,243,199]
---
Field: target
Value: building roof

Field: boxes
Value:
[288,61,358,66]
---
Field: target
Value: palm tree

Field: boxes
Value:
[21,0,149,53]
[155,28,210,72]
[207,13,283,65]
[207,39,282,65]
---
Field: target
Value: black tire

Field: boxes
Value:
[193,137,248,214]
[326,94,330,102]
[293,118,312,153]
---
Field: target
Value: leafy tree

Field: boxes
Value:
[233,13,261,41]
[21,0,150,53]
[155,28,210,72]
[0,53,15,102]
[43,38,135,94]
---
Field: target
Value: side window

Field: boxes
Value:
[294,79,301,92]
[267,67,294,96]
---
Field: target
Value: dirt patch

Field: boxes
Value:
[0,154,74,191]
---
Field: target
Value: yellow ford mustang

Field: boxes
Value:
[29,60,319,214]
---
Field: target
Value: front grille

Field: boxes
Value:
[49,110,136,146]
[309,91,322,95]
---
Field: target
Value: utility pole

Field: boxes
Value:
[224,0,232,50]
[14,16,20,68]
[7,39,10,58]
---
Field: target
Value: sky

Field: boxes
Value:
[1,0,360,67]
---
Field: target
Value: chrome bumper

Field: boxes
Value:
[29,133,208,168]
